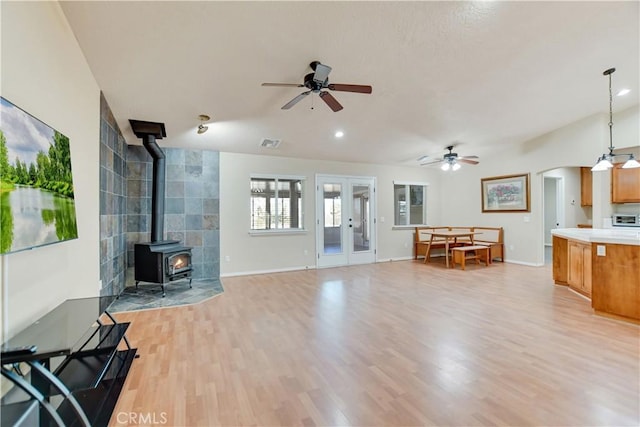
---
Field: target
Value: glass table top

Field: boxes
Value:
[1,296,117,361]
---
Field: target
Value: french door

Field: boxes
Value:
[316,175,376,268]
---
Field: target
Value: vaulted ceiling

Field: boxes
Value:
[60,1,639,167]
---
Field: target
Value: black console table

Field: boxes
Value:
[1,296,137,427]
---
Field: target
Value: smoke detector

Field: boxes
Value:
[259,138,281,149]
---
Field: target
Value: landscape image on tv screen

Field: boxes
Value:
[0,97,78,254]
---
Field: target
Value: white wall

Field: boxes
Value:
[220,152,442,276]
[220,106,638,273]
[0,2,101,339]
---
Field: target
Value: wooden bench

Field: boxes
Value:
[414,226,450,260]
[472,227,505,262]
[451,245,491,270]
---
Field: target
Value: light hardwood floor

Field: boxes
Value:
[110,261,640,427]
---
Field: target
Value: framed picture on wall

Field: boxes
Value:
[481,173,530,212]
[0,97,78,254]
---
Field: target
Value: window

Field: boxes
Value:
[250,176,304,231]
[394,182,427,226]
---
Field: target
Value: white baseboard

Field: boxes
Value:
[221,257,545,277]
[220,265,316,278]
[505,259,544,267]
[376,256,415,262]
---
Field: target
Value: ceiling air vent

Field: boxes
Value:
[260,138,281,149]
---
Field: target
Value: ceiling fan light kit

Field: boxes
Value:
[591,68,640,171]
[261,60,372,112]
[421,145,479,171]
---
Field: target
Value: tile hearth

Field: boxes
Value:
[108,278,223,313]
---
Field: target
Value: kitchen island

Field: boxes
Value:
[551,228,640,323]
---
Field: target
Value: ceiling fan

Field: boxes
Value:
[419,145,479,171]
[261,60,372,112]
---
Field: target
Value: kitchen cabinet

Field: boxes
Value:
[552,229,640,323]
[611,163,640,203]
[592,243,640,321]
[580,167,592,206]
[567,240,592,297]
[552,235,568,285]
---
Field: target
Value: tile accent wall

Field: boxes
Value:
[126,146,220,281]
[99,93,128,296]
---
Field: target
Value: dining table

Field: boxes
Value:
[422,230,482,268]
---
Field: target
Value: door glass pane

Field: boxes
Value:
[323,183,342,254]
[352,184,370,252]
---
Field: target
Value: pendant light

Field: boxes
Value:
[591,68,639,171]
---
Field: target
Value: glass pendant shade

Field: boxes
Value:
[622,155,640,169]
[452,162,461,171]
[591,155,613,171]
[441,162,450,171]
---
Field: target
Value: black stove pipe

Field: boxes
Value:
[129,120,167,243]
[143,135,165,243]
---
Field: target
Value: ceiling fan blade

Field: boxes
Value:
[281,91,311,109]
[262,83,304,87]
[460,155,479,159]
[420,159,444,166]
[328,84,373,94]
[458,159,479,165]
[313,63,332,84]
[319,91,343,112]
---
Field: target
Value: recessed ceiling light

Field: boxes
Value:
[335,131,344,138]
[617,88,630,96]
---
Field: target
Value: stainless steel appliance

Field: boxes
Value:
[612,213,640,227]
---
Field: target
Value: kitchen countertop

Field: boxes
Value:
[551,227,640,245]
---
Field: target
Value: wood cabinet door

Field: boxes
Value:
[552,236,568,285]
[580,167,592,206]
[611,163,640,203]
[567,241,583,289]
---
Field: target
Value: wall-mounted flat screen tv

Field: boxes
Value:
[0,97,78,254]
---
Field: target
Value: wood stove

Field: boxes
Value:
[130,120,193,297]
[134,241,192,296]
